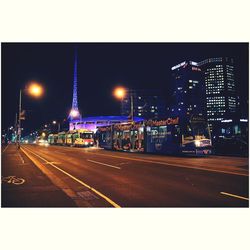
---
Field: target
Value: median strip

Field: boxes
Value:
[21,146,121,208]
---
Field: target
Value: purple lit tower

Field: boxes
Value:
[69,48,82,121]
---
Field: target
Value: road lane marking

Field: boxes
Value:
[18,153,25,164]
[21,146,121,208]
[2,144,9,153]
[44,161,61,165]
[1,176,25,185]
[220,192,249,201]
[85,152,248,177]
[21,147,91,207]
[87,159,121,170]
[29,145,248,176]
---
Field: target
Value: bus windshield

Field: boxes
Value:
[190,121,210,140]
[80,133,93,139]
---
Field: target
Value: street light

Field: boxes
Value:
[52,120,61,132]
[113,87,126,99]
[27,82,44,98]
[113,86,134,122]
[17,82,44,148]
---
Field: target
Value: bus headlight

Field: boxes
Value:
[195,140,201,147]
[84,142,89,145]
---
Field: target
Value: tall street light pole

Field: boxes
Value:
[113,86,134,122]
[17,82,44,149]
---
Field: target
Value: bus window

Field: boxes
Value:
[80,133,93,139]
[113,131,122,150]
[183,123,194,143]
[122,130,131,150]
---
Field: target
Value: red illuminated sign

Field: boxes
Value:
[145,117,179,126]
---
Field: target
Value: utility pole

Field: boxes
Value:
[58,122,61,133]
[130,92,134,122]
[17,90,22,148]
[15,113,18,143]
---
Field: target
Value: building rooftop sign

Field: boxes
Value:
[171,61,186,71]
[189,61,198,66]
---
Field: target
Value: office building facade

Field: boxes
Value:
[197,57,238,132]
[169,61,205,117]
[120,89,168,120]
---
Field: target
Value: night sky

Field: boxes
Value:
[1,43,249,135]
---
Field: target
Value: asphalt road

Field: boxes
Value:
[2,144,249,207]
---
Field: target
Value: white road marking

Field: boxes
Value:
[220,192,249,201]
[21,146,121,208]
[44,161,61,165]
[87,159,121,170]
[86,152,248,177]
[2,144,9,153]
[18,153,25,164]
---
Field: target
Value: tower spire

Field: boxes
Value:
[69,47,81,121]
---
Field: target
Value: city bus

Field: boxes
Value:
[97,115,212,156]
[48,129,94,147]
[72,129,94,147]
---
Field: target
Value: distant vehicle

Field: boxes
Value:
[48,134,58,145]
[48,129,94,147]
[57,131,66,145]
[38,139,49,147]
[97,115,212,156]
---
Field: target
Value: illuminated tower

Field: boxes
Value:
[69,48,81,121]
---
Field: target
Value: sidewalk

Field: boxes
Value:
[1,144,77,207]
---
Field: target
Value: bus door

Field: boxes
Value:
[130,125,144,152]
[113,130,123,150]
[98,126,112,149]
[121,130,131,150]
[66,133,73,146]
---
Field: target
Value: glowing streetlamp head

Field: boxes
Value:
[114,87,126,99]
[28,82,44,97]
[53,121,56,124]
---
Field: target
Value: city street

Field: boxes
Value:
[1,144,249,207]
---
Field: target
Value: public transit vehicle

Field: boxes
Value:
[97,115,212,156]
[48,129,94,147]
[48,133,58,145]
[57,131,66,145]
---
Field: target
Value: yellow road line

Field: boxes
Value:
[87,159,121,170]
[220,192,249,201]
[85,152,249,177]
[2,144,9,153]
[22,146,121,208]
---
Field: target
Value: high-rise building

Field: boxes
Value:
[197,57,238,131]
[170,57,244,137]
[121,89,167,119]
[169,61,205,117]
